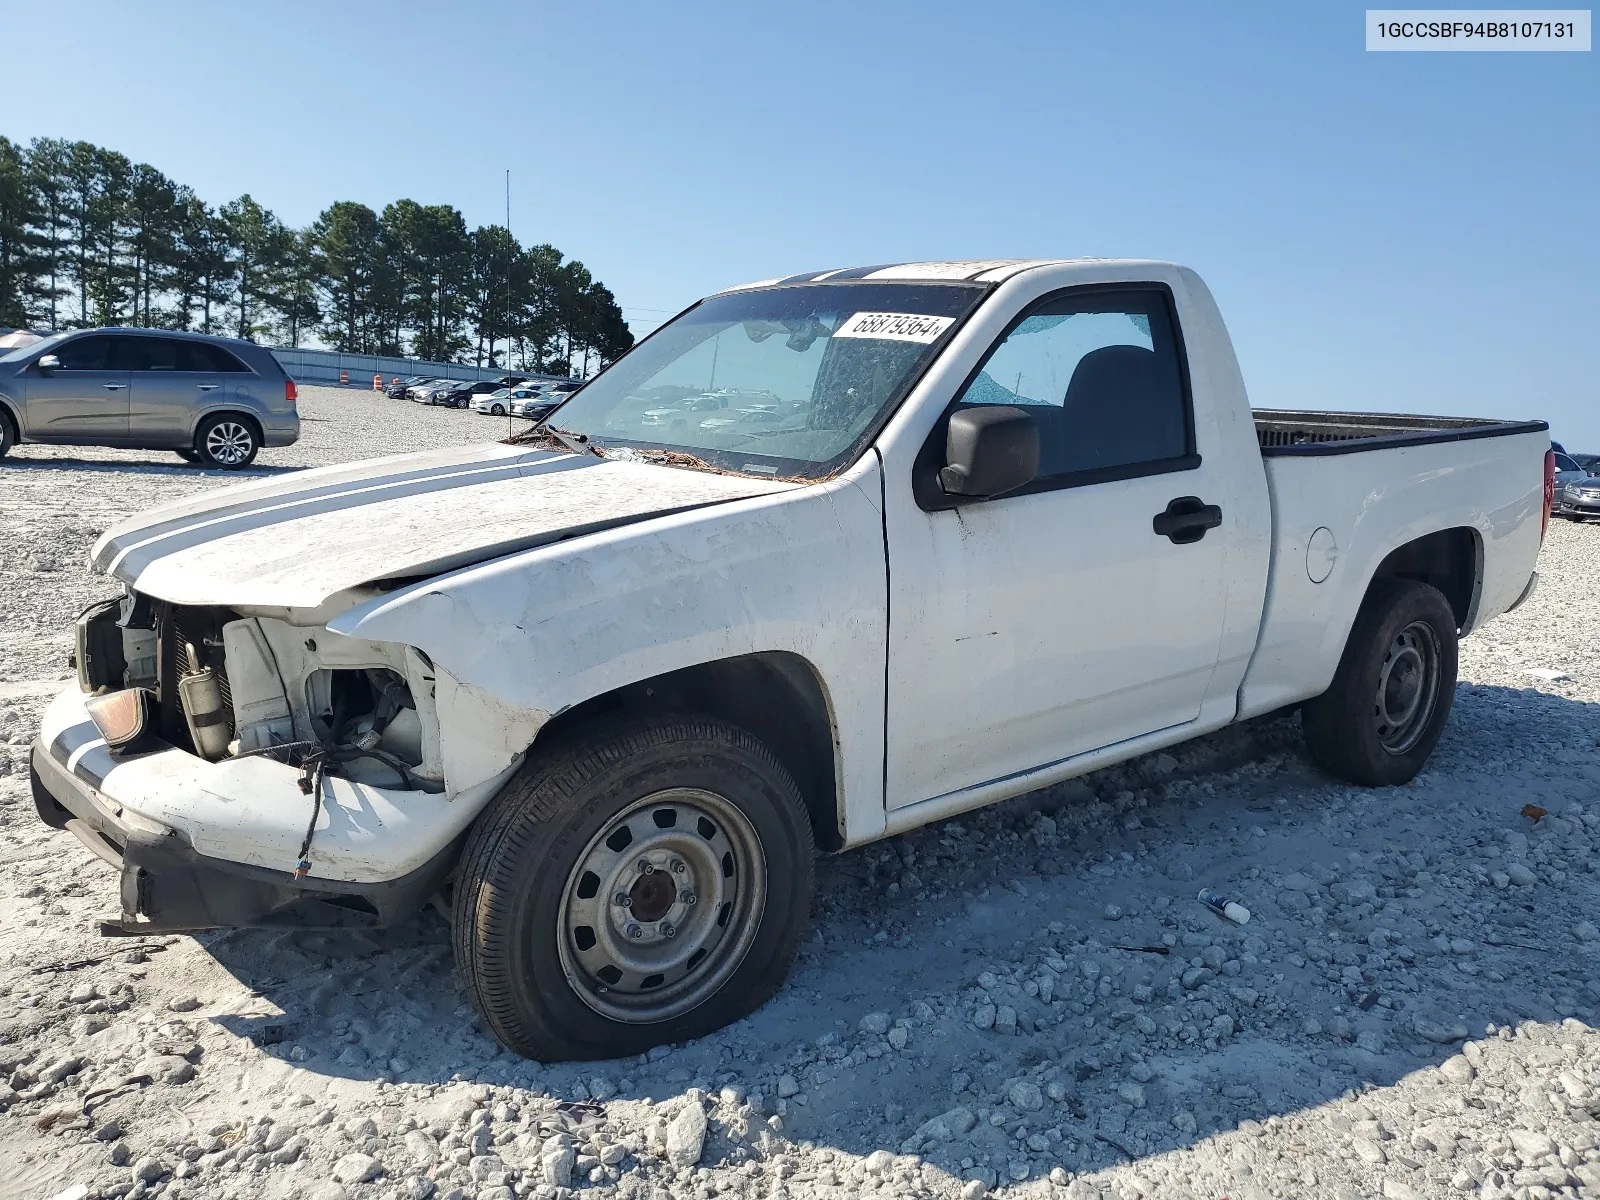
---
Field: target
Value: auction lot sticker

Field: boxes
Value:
[833,312,957,343]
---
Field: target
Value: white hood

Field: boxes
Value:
[91,442,800,608]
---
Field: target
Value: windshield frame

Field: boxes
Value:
[528,280,996,480]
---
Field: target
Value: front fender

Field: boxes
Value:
[328,462,890,841]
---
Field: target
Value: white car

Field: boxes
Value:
[474,388,536,416]
[35,258,1550,1064]
[698,403,784,434]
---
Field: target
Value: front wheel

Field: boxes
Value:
[452,715,815,1061]
[1301,579,1458,786]
[194,414,259,469]
[490,404,505,416]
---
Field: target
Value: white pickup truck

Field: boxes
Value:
[31,259,1552,1061]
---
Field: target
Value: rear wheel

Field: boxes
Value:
[1301,579,1457,786]
[194,414,259,469]
[452,715,815,1061]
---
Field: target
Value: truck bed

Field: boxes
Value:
[1254,409,1548,456]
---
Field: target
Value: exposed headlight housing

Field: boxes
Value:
[86,687,158,752]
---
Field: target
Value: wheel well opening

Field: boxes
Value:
[1368,527,1480,629]
[539,653,843,852]
[0,402,18,441]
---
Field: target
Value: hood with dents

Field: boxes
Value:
[91,442,801,608]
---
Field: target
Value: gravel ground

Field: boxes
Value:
[1,388,1597,1200]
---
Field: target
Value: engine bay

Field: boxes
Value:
[76,589,444,792]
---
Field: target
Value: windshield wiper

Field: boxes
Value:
[540,423,602,457]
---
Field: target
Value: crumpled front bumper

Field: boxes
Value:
[28,684,484,932]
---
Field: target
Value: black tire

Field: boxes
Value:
[0,409,14,459]
[490,403,505,416]
[194,414,260,469]
[452,715,815,1061]
[1301,579,1458,787]
[174,448,199,462]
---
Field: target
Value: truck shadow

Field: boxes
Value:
[201,679,1599,1191]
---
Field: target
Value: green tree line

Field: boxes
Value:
[0,136,633,375]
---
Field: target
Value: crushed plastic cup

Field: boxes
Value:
[1197,887,1251,925]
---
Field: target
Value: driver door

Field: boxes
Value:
[24,334,131,441]
[884,287,1235,808]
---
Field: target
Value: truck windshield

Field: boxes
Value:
[542,281,986,478]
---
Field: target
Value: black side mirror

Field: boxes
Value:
[36,353,61,374]
[939,406,1040,499]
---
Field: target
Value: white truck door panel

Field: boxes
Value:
[889,467,1232,806]
[882,283,1237,808]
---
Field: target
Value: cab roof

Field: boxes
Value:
[716,259,1096,293]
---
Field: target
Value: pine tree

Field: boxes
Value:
[0,136,46,328]
[25,138,73,330]
[310,201,382,352]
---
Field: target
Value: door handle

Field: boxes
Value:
[1152,496,1223,544]
[102,383,127,390]
[196,384,219,390]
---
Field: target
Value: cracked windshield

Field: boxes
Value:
[546,281,986,477]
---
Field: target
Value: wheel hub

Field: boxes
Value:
[205,422,252,466]
[627,868,676,922]
[557,788,765,1023]
[1373,622,1440,754]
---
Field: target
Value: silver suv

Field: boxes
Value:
[0,328,300,469]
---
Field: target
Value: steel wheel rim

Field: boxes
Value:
[556,788,766,1024]
[1374,620,1440,754]
[204,421,253,466]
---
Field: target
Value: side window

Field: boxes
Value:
[52,335,113,371]
[954,290,1191,479]
[114,338,182,372]
[1554,454,1580,472]
[184,343,250,372]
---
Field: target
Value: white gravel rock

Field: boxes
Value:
[1439,1055,1476,1084]
[666,1101,708,1166]
[331,1152,384,1184]
[858,1011,890,1035]
[1007,1080,1044,1111]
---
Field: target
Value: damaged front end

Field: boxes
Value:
[33,587,531,934]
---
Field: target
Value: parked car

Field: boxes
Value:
[1555,469,1600,521]
[1552,452,1589,495]
[437,380,501,409]
[31,259,1550,1064]
[404,378,450,401]
[409,380,462,406]
[0,327,298,468]
[388,375,432,399]
[515,395,561,422]
[474,387,536,416]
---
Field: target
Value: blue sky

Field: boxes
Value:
[4,2,1595,446]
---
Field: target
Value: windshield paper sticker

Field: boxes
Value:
[832,312,956,343]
